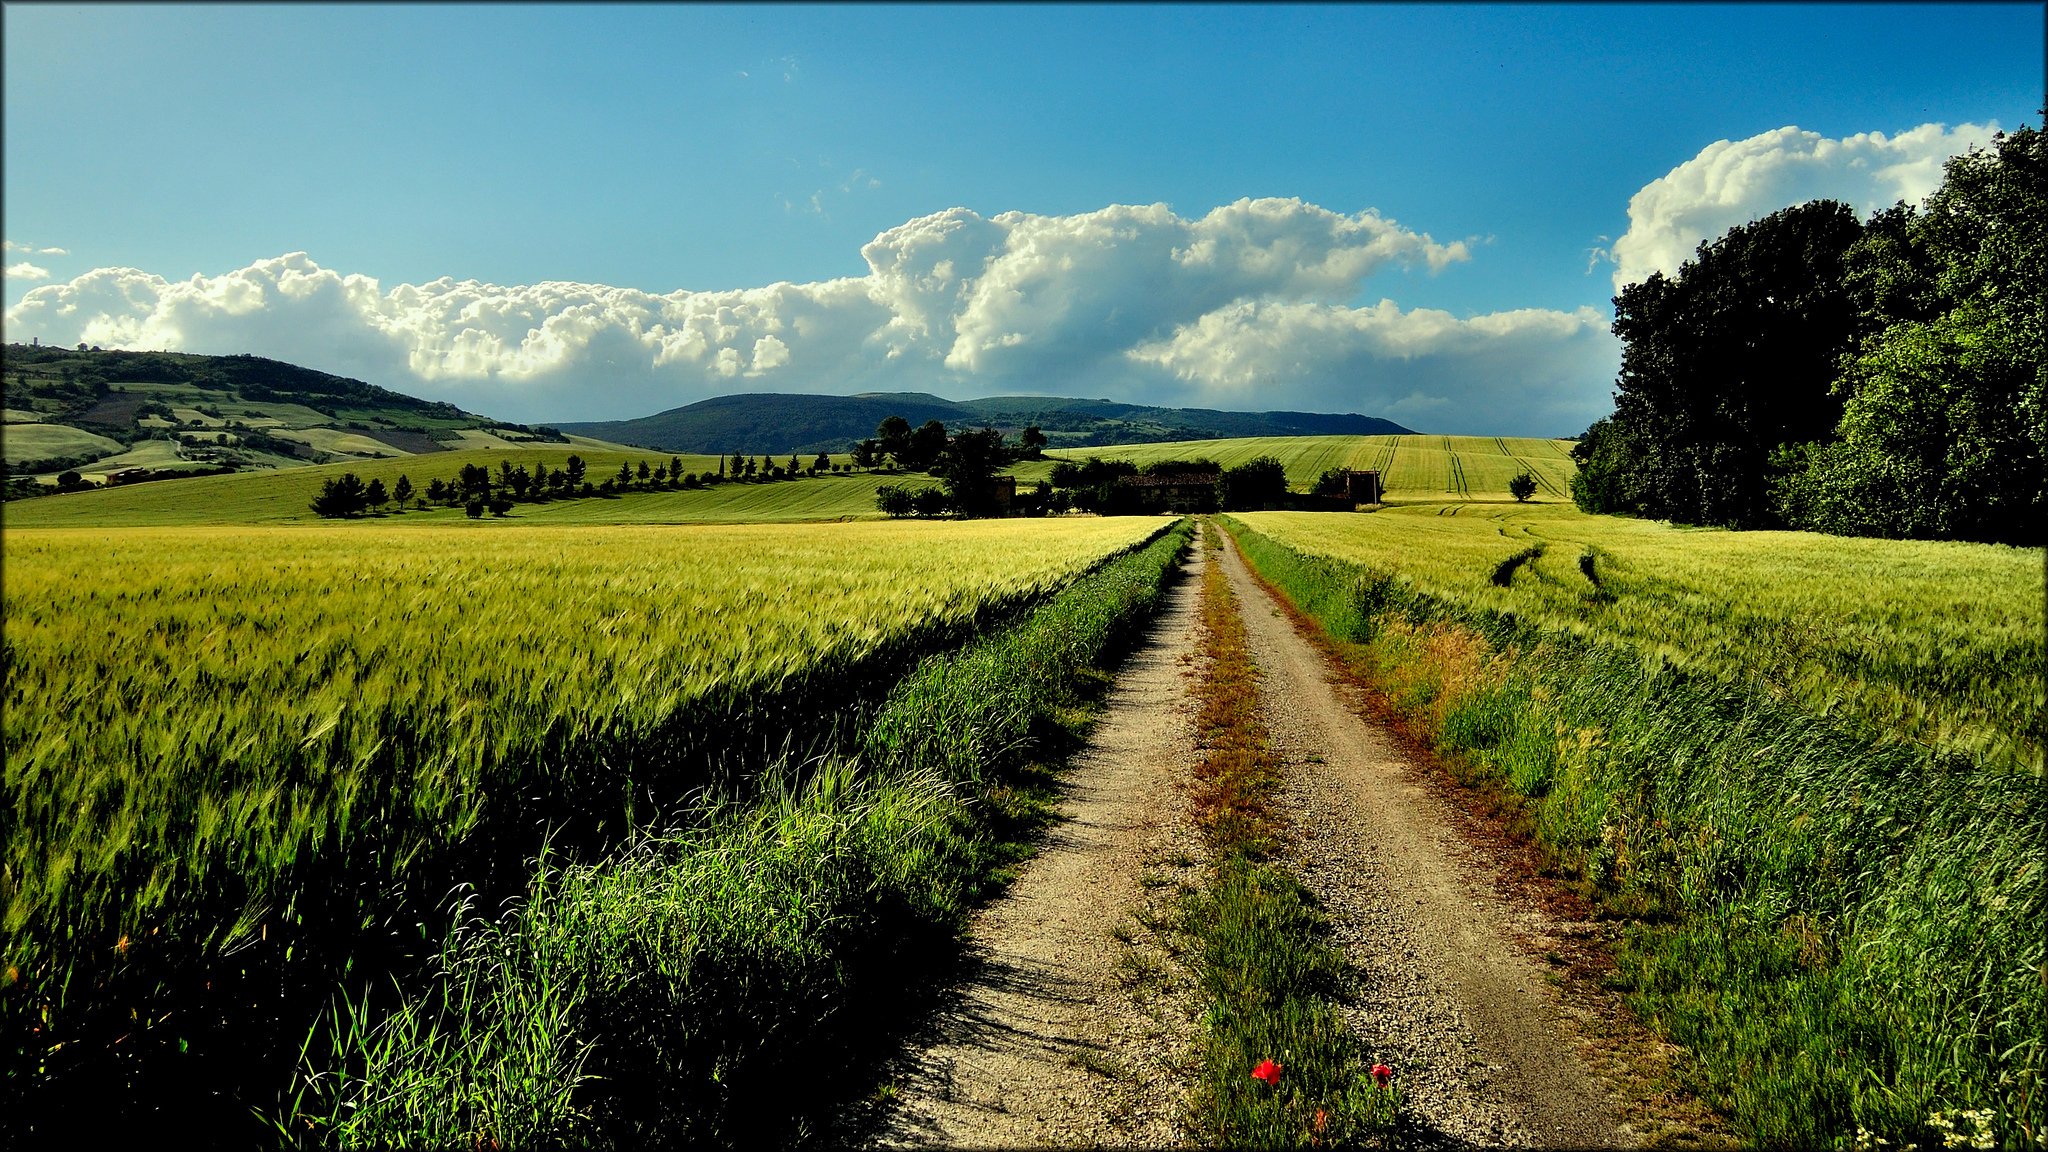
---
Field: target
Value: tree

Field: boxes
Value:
[465,496,485,518]
[876,415,912,467]
[637,461,651,485]
[617,462,634,486]
[851,438,880,469]
[911,487,953,517]
[786,452,800,476]
[1311,468,1350,497]
[906,420,949,471]
[936,427,1009,518]
[1580,200,1865,527]
[392,474,413,511]
[489,494,514,517]
[1775,121,2045,545]
[670,456,683,486]
[1017,424,1048,459]
[1220,456,1288,511]
[311,472,370,518]
[812,451,831,474]
[874,484,915,517]
[364,477,389,511]
[1508,472,1537,502]
[564,455,586,488]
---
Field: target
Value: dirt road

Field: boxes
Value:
[1213,530,1636,1149]
[873,543,1208,1148]
[875,528,1654,1148]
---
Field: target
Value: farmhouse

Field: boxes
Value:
[1115,472,1220,513]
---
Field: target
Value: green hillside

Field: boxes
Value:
[561,391,1412,454]
[1046,434,1577,501]
[0,344,614,488]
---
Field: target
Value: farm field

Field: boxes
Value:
[1236,505,2043,770]
[2,421,126,467]
[3,516,1169,1136]
[2,447,823,526]
[4,443,1061,527]
[1223,510,2045,1147]
[1047,433,1577,501]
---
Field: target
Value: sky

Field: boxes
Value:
[3,4,2040,435]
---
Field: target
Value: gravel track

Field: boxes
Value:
[870,529,1663,1149]
[1214,529,1637,1150]
[872,543,1208,1148]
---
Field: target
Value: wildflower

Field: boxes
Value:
[1251,1058,1283,1086]
[1371,1062,1393,1087]
[1312,1108,1328,1133]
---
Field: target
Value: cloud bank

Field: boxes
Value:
[1605,121,1998,291]
[3,198,1618,435]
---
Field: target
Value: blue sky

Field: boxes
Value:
[4,4,2040,434]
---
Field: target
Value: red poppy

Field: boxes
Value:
[1251,1058,1283,1086]
[1370,1062,1393,1087]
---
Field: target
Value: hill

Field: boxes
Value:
[559,392,1413,454]
[0,343,630,491]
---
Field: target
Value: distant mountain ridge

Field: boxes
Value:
[560,392,1414,454]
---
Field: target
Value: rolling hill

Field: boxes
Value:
[0,343,632,490]
[559,392,1414,454]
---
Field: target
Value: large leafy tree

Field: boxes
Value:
[1579,200,1865,528]
[936,427,1010,517]
[1777,122,2045,545]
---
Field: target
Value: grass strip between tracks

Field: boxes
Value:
[287,520,1197,1149]
[1183,520,1397,1148]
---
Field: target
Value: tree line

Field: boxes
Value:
[869,418,1045,519]
[309,448,862,519]
[1573,118,2043,546]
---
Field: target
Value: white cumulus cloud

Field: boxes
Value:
[5,262,51,281]
[3,197,1612,434]
[1127,300,1617,431]
[1606,121,1999,291]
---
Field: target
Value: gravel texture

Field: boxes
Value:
[871,544,1209,1149]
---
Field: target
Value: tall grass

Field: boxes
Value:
[1221,515,2044,1150]
[2,518,1162,1138]
[286,521,1197,1147]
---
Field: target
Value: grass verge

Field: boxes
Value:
[1219,515,2043,1151]
[1182,521,1397,1148]
[285,520,1198,1148]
